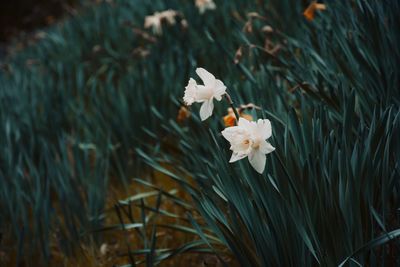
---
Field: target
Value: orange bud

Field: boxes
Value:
[223,113,237,127]
[177,106,191,122]
[303,1,326,21]
[223,108,254,127]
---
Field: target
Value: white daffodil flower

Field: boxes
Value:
[221,118,275,173]
[144,10,179,35]
[195,0,217,14]
[144,12,163,35]
[161,10,178,25]
[183,68,227,121]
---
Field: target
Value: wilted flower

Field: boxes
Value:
[161,9,179,24]
[100,243,108,255]
[131,47,150,58]
[144,10,179,35]
[223,107,253,127]
[234,46,243,64]
[183,68,227,121]
[195,0,216,14]
[262,25,274,34]
[180,19,189,29]
[92,45,102,53]
[34,31,47,40]
[177,106,191,122]
[303,1,327,21]
[221,118,275,173]
[144,12,163,35]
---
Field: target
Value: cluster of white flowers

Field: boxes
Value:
[195,0,216,14]
[144,10,179,35]
[183,68,275,173]
[144,1,216,36]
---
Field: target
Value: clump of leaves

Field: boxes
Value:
[0,0,260,263]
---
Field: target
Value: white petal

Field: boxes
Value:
[144,14,163,35]
[238,117,253,128]
[213,79,227,101]
[229,152,247,163]
[195,85,213,102]
[221,126,241,142]
[160,10,177,25]
[183,78,197,105]
[256,119,272,139]
[196,0,216,13]
[196,68,216,87]
[248,150,266,174]
[207,1,217,10]
[199,99,214,121]
[259,141,275,154]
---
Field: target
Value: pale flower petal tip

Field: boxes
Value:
[144,13,163,35]
[195,0,217,14]
[144,9,180,35]
[183,78,197,105]
[229,152,247,163]
[195,67,216,87]
[248,150,266,174]
[199,99,214,121]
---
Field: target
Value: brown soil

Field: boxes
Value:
[0,0,77,42]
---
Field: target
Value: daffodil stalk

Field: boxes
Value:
[224,93,240,124]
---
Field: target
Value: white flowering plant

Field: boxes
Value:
[183,68,227,121]
[3,0,398,265]
[136,0,399,263]
[183,67,275,174]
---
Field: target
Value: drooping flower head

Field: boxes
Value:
[221,118,275,173]
[183,68,227,121]
[144,9,179,35]
[177,106,191,122]
[161,9,179,24]
[195,0,216,14]
[144,12,163,35]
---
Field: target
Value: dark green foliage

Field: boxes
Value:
[0,0,399,266]
[0,0,258,262]
[138,0,400,266]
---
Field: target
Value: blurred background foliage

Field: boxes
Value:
[0,0,399,266]
[0,0,78,43]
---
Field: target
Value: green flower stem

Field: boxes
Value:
[224,93,240,123]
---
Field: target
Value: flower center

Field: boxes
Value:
[241,139,253,152]
[204,86,214,99]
